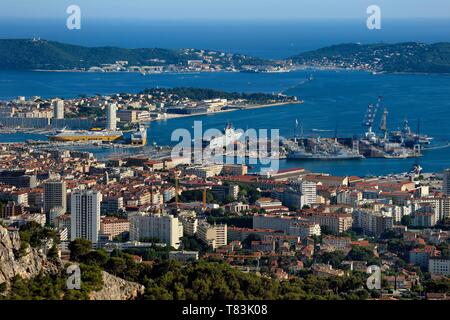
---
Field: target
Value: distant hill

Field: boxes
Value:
[290,42,450,73]
[0,39,269,70]
[2,39,450,74]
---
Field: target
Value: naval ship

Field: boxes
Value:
[389,119,433,147]
[287,144,364,160]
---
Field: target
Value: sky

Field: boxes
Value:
[1,0,450,20]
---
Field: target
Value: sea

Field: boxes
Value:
[0,19,450,177]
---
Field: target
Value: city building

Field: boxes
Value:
[224,202,250,214]
[0,170,37,188]
[222,164,248,176]
[288,221,321,238]
[106,103,117,131]
[101,196,124,214]
[0,201,25,219]
[169,251,199,262]
[129,212,183,249]
[409,245,436,269]
[211,184,239,202]
[179,214,198,237]
[443,168,450,196]
[307,212,353,234]
[299,181,317,206]
[184,164,223,179]
[70,189,102,245]
[43,179,67,215]
[429,257,450,276]
[100,216,130,240]
[197,220,227,249]
[52,99,64,119]
[253,214,308,233]
[352,210,394,236]
[48,207,65,227]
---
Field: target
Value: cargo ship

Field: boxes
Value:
[48,128,123,142]
[130,125,148,146]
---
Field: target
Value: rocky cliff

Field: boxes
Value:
[0,225,144,300]
[90,271,145,300]
[0,225,61,290]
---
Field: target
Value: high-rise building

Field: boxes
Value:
[52,99,64,119]
[43,179,67,214]
[300,181,317,207]
[70,189,102,245]
[443,168,450,196]
[129,212,183,249]
[106,103,117,131]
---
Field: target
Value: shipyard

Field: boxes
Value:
[283,97,438,161]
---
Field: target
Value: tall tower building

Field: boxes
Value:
[44,179,67,225]
[70,189,102,245]
[444,168,450,196]
[43,179,67,223]
[52,99,64,119]
[300,180,317,207]
[106,103,117,131]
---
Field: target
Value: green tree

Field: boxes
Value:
[69,238,92,262]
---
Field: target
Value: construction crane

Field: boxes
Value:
[202,187,207,211]
[174,170,180,211]
[380,107,389,141]
[363,96,382,142]
[150,180,154,211]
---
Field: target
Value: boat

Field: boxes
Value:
[130,125,147,146]
[389,119,433,146]
[287,145,364,160]
[48,128,123,142]
[203,122,243,149]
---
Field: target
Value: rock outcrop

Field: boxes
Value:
[0,225,62,290]
[0,225,145,300]
[90,271,145,300]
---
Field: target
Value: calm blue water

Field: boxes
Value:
[1,70,449,176]
[1,18,449,175]
[1,19,450,59]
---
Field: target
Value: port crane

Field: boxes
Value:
[379,107,389,141]
[363,96,382,143]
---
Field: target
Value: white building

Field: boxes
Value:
[197,220,227,249]
[129,212,183,249]
[253,214,307,233]
[179,212,198,237]
[52,99,64,119]
[299,181,317,207]
[288,221,321,238]
[106,103,117,131]
[184,164,223,179]
[70,189,102,245]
